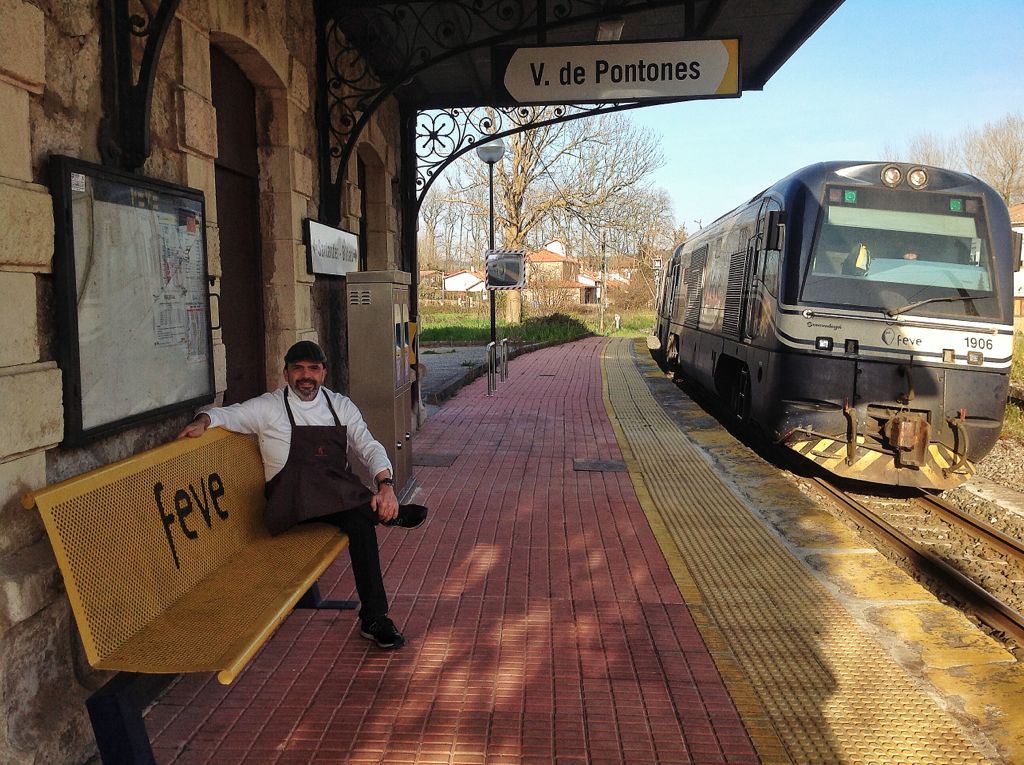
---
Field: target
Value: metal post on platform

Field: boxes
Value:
[599,233,607,333]
[476,139,505,345]
[486,341,497,396]
[499,338,509,382]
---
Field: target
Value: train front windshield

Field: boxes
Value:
[802,186,999,319]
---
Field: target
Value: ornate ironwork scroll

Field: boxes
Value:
[415,102,661,211]
[319,1,537,221]
[99,0,183,171]
[318,0,687,222]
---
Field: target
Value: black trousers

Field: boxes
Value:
[313,503,388,622]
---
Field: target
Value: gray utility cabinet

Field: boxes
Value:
[345,271,413,496]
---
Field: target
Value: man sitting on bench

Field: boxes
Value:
[177,340,426,649]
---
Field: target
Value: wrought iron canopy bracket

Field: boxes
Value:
[415,102,671,213]
[99,0,183,171]
[318,0,692,224]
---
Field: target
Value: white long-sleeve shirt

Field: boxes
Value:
[204,386,392,482]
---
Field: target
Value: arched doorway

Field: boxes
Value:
[356,144,388,271]
[211,45,266,404]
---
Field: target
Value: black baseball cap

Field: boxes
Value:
[284,340,326,365]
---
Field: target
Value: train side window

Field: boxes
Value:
[762,251,780,296]
[766,209,784,251]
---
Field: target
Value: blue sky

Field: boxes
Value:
[631,1,1024,232]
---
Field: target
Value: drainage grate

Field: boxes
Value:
[413,452,459,467]
[572,458,627,472]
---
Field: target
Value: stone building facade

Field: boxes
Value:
[0,1,404,761]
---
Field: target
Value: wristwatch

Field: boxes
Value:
[375,476,395,491]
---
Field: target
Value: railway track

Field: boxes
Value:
[806,477,1024,649]
[658,356,1024,648]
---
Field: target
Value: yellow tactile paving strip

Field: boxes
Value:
[601,338,993,764]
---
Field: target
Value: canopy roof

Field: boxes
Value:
[326,0,845,109]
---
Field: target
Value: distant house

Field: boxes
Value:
[419,269,443,292]
[1010,203,1024,331]
[578,271,600,304]
[527,241,579,280]
[443,270,486,293]
[522,240,633,308]
[524,241,586,309]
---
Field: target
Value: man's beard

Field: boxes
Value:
[291,379,320,401]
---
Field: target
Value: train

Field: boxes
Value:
[654,161,1017,490]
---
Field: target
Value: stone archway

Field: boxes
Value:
[356,143,389,272]
[179,16,315,395]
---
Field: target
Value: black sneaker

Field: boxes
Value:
[383,503,428,529]
[360,617,405,649]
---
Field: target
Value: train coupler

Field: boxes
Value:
[883,412,930,468]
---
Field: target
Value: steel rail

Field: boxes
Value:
[807,477,1024,647]
[915,492,1024,561]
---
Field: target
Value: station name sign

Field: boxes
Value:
[304,219,359,276]
[494,39,739,105]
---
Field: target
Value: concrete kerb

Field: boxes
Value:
[420,336,593,405]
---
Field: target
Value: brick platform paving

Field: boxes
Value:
[146,337,755,764]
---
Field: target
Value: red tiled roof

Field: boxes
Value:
[528,249,579,264]
[1010,202,1024,225]
[445,269,485,279]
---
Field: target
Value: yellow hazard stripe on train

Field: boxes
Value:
[786,436,973,490]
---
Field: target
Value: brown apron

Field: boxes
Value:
[263,387,373,535]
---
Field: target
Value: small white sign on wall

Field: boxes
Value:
[305,219,359,276]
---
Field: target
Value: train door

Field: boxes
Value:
[659,258,681,358]
[744,198,781,341]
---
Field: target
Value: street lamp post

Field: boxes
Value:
[599,233,607,333]
[476,138,505,345]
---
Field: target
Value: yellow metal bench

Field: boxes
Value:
[22,429,351,763]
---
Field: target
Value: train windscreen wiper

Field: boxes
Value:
[884,294,992,318]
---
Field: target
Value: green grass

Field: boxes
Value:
[418,312,592,345]
[418,308,654,345]
[605,310,655,337]
[1003,401,1024,442]
[417,314,493,344]
[1013,334,1024,386]
[1006,335,1024,442]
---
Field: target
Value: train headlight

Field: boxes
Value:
[942,349,955,364]
[881,165,902,187]
[907,167,929,189]
[815,336,833,351]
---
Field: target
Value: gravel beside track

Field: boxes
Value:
[972,438,1024,493]
[845,438,1024,650]
[946,439,1024,544]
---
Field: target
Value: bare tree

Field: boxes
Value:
[962,113,1024,205]
[885,112,1024,205]
[437,109,664,320]
[419,186,488,271]
[419,109,685,324]
[494,111,663,251]
[417,192,445,272]
[884,131,958,169]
